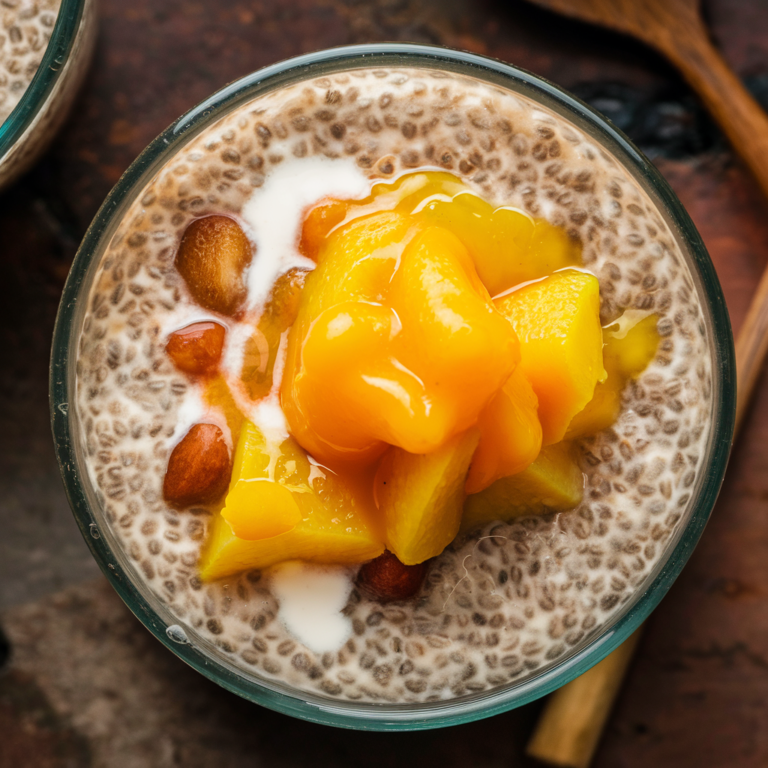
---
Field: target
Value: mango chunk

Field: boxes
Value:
[375,428,480,565]
[495,270,605,446]
[419,192,581,296]
[282,212,415,466]
[386,227,519,450]
[282,214,518,467]
[199,421,384,580]
[201,512,384,581]
[566,312,660,440]
[465,367,542,494]
[462,442,584,532]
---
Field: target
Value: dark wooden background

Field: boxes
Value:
[2,0,768,765]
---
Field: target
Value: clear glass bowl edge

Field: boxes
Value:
[49,43,737,731]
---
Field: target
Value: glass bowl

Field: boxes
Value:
[50,43,736,731]
[0,0,96,190]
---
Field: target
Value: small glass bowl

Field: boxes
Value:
[50,44,736,731]
[0,0,96,190]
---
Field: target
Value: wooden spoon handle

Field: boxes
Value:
[658,22,768,202]
[527,261,768,767]
[526,630,642,768]
[735,263,768,431]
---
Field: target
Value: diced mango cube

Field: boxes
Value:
[461,442,584,532]
[376,428,480,565]
[201,511,384,581]
[420,194,581,296]
[465,367,542,494]
[199,421,384,580]
[566,312,660,440]
[495,270,605,446]
[386,226,519,450]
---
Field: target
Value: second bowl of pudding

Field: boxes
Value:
[0,0,95,189]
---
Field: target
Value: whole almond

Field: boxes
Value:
[166,321,226,376]
[175,215,253,316]
[163,423,231,508]
[357,550,428,603]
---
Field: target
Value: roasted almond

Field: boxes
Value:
[163,423,232,508]
[357,550,428,603]
[166,321,226,376]
[175,215,253,316]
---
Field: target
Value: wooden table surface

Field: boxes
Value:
[2,1,768,765]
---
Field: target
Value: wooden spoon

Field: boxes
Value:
[523,0,768,201]
[521,1,768,766]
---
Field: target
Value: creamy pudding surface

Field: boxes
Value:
[0,0,61,123]
[75,67,713,703]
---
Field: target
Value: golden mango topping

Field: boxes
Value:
[462,442,584,532]
[465,367,543,495]
[300,172,581,296]
[566,311,660,439]
[281,212,519,468]
[167,171,662,578]
[495,270,606,446]
[199,421,384,580]
[376,428,480,565]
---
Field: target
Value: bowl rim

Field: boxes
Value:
[0,0,88,159]
[50,42,736,731]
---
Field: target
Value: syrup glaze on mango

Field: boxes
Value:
[282,214,519,468]
[282,171,583,471]
[188,171,661,575]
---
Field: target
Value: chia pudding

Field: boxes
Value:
[72,64,714,704]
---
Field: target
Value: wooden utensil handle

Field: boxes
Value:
[735,259,768,431]
[526,630,642,768]
[660,23,768,203]
[528,260,768,768]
